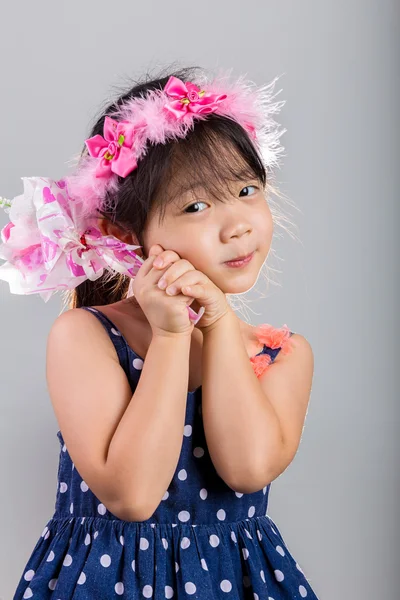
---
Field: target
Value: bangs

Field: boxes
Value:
[152,114,268,223]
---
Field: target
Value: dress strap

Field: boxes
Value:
[79,306,130,377]
[250,323,295,378]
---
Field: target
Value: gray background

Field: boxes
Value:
[1,1,398,598]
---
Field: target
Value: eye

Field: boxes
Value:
[239,185,259,197]
[183,185,259,214]
[183,200,208,214]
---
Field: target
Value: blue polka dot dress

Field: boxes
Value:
[13,306,320,599]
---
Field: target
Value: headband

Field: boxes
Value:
[0,69,286,324]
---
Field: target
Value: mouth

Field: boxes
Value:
[223,250,255,267]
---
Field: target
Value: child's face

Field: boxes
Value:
[142,178,273,295]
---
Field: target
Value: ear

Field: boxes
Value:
[97,218,145,258]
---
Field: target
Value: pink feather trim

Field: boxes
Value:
[249,323,294,378]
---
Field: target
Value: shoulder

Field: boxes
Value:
[48,308,117,360]
[277,332,313,359]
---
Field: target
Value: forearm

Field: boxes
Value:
[106,332,191,520]
[202,310,284,492]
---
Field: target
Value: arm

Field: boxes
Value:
[47,309,192,522]
[201,309,314,493]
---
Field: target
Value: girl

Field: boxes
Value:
[1,65,318,599]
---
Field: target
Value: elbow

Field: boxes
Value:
[107,494,155,523]
[224,454,288,494]
[225,470,273,494]
[109,501,154,523]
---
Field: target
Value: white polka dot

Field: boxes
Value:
[62,443,67,452]
[263,486,267,494]
[41,526,49,537]
[242,548,249,560]
[140,537,150,550]
[46,550,55,562]
[296,562,304,574]
[217,509,226,520]
[24,570,35,581]
[260,570,266,583]
[80,480,89,492]
[185,582,196,594]
[274,569,284,582]
[98,503,107,515]
[276,545,285,556]
[193,446,204,458]
[100,554,111,567]
[231,531,237,543]
[84,533,91,545]
[59,482,68,493]
[178,469,187,481]
[271,526,277,535]
[254,594,259,600]
[94,530,99,539]
[23,588,33,598]
[162,490,169,500]
[165,585,174,598]
[245,529,253,539]
[111,327,121,336]
[143,584,153,597]
[220,579,232,592]
[199,488,208,500]
[299,585,308,597]
[131,559,136,572]
[248,505,256,517]
[209,534,220,547]
[183,424,192,437]
[235,492,243,498]
[63,554,73,566]
[180,537,191,549]
[257,529,262,541]
[175,561,179,572]
[133,357,144,370]
[77,571,86,584]
[178,510,190,522]
[115,582,124,595]
[162,538,168,550]
[201,558,208,570]
[69,502,74,514]
[48,578,57,590]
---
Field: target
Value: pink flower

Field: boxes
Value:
[85,116,138,179]
[163,76,227,120]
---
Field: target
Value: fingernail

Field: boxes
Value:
[158,278,167,289]
[166,285,177,295]
[154,258,164,267]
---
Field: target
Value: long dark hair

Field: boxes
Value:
[62,64,276,311]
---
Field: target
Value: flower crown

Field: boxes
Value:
[66,70,286,220]
[0,69,286,324]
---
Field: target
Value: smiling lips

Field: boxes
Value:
[224,251,255,267]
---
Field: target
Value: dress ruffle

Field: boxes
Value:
[14,514,315,600]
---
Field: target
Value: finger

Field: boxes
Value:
[137,254,160,277]
[148,244,165,257]
[156,260,195,290]
[153,249,182,268]
[163,271,204,295]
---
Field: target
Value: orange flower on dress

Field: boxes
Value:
[249,323,294,378]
